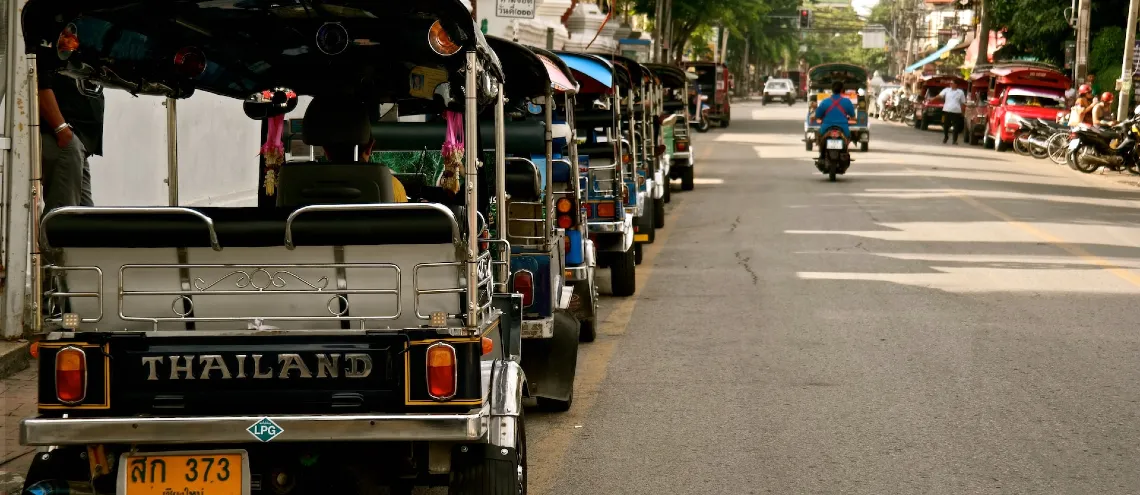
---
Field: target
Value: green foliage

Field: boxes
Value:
[1089,26,1124,98]
[988,0,1129,65]
[799,7,889,74]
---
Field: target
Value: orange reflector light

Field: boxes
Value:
[557,214,573,229]
[426,342,457,400]
[597,203,616,217]
[677,142,687,151]
[428,20,461,56]
[481,337,494,356]
[56,24,79,60]
[622,154,632,164]
[556,198,573,213]
[29,341,39,359]
[55,346,87,404]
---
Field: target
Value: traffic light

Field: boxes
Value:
[799,9,811,29]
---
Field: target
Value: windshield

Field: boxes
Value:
[924,86,947,99]
[766,82,789,90]
[1005,89,1065,108]
[694,67,716,85]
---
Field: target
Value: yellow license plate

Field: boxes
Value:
[634,234,650,242]
[121,451,247,495]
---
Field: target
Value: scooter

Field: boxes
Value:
[1067,114,1140,174]
[690,94,711,133]
[815,125,851,182]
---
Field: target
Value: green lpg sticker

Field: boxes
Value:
[247,417,284,442]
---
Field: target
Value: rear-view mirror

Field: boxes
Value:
[989,97,1001,106]
[243,88,299,120]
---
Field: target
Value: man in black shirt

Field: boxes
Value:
[38,60,104,209]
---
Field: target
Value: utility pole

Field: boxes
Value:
[663,0,673,62]
[975,0,989,68]
[653,0,664,62]
[1119,0,1140,118]
[1075,0,1091,82]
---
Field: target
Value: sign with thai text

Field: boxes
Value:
[496,0,536,19]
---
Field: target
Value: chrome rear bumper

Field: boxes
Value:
[21,408,488,446]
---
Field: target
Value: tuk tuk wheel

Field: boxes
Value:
[720,117,730,128]
[681,167,695,191]
[635,244,643,265]
[663,181,672,203]
[860,141,868,152]
[448,414,526,495]
[610,246,637,297]
[653,197,665,229]
[805,140,813,152]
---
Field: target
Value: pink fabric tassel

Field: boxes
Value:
[261,114,286,196]
[439,110,465,195]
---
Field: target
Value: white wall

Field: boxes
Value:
[89,90,262,207]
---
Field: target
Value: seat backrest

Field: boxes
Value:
[276,162,396,207]
[370,120,546,156]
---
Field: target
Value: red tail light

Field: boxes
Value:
[828,129,841,138]
[173,47,207,79]
[677,142,687,151]
[513,270,534,307]
[55,346,87,404]
[426,342,457,400]
[597,203,616,218]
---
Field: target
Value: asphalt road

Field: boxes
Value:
[526,101,1140,494]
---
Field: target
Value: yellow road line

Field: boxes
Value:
[527,146,710,494]
[907,167,1140,288]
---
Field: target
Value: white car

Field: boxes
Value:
[763,79,796,105]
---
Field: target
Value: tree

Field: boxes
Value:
[987,0,1129,65]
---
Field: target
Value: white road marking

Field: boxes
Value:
[692,177,725,185]
[786,221,1140,248]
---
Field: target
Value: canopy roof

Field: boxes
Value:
[22,0,502,101]
[644,63,687,88]
[807,63,868,89]
[600,53,648,86]
[485,35,549,99]
[529,46,578,94]
[556,51,629,94]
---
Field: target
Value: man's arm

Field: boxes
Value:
[36,60,73,146]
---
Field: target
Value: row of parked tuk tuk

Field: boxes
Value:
[15,1,703,494]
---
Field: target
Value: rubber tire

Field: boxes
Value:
[663,179,672,203]
[579,316,597,343]
[860,141,868,152]
[920,118,928,131]
[610,246,636,297]
[448,414,526,495]
[1013,131,1032,156]
[963,129,972,145]
[805,140,813,152]
[828,170,837,182]
[681,166,694,191]
[995,139,1010,152]
[720,118,730,128]
[634,243,643,265]
[653,197,665,229]
[1068,144,1099,173]
[914,116,923,129]
[695,119,710,133]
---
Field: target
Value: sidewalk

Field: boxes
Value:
[0,366,36,494]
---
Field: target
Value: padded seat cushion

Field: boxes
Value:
[371,121,546,156]
[301,96,372,147]
[505,161,541,201]
[577,144,615,160]
[42,207,458,249]
[276,162,396,206]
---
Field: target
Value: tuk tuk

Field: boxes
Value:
[912,74,967,130]
[684,61,732,128]
[964,68,995,145]
[527,46,601,342]
[805,63,871,152]
[605,55,660,260]
[19,1,530,493]
[482,36,583,411]
[556,52,638,296]
[977,63,1071,151]
[646,63,697,191]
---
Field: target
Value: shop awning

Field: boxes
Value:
[904,36,961,73]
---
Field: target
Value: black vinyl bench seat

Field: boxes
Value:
[41,206,460,249]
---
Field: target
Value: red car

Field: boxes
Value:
[976,64,1071,151]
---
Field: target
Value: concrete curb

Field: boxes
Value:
[0,341,30,381]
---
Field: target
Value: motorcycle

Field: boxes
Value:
[1013,117,1065,159]
[1066,112,1140,174]
[815,126,851,182]
[899,95,918,126]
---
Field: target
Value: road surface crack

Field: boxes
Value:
[734,251,759,285]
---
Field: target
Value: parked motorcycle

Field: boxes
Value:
[815,126,851,182]
[1066,112,1140,174]
[1013,117,1066,159]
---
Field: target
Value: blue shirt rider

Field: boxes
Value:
[814,80,855,139]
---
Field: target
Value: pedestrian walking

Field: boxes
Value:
[938,80,966,145]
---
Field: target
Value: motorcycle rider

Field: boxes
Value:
[1068,84,1096,127]
[813,80,856,161]
[1091,92,1115,126]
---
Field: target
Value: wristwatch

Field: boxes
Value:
[52,122,71,134]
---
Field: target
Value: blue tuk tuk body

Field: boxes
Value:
[803,63,872,152]
[557,52,638,297]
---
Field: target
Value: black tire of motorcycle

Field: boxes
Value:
[1013,131,1032,156]
[1030,139,1050,159]
[828,169,837,182]
[695,119,710,133]
[1068,144,1099,173]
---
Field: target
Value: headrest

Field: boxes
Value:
[302,95,372,147]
